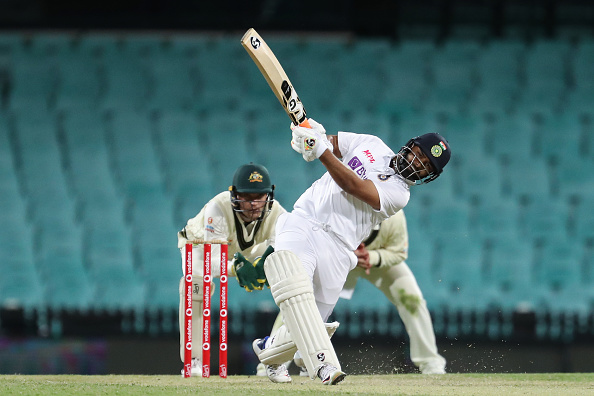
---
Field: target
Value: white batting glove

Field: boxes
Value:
[290,119,332,162]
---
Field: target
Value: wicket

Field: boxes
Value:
[183,241,228,378]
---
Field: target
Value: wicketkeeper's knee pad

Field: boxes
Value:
[264,250,341,378]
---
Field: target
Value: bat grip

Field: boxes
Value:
[299,118,311,128]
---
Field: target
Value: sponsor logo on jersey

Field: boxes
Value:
[206,225,215,233]
[348,156,367,179]
[378,174,391,181]
[208,217,213,224]
[363,149,375,163]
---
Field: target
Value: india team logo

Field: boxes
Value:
[431,141,448,157]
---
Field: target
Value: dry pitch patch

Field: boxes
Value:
[1,373,593,395]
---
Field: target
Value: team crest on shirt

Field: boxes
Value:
[248,172,264,183]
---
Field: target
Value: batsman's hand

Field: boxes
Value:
[290,118,331,162]
[232,252,262,292]
[253,245,274,288]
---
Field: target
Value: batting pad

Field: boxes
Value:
[258,321,340,366]
[265,251,341,378]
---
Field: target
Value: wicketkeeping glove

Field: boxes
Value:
[253,245,274,288]
[290,118,332,162]
[232,252,262,292]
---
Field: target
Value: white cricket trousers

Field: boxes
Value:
[274,212,357,321]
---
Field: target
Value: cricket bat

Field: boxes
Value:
[241,28,311,128]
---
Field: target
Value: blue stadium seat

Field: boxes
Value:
[424,41,480,113]
[146,54,196,111]
[517,40,571,115]
[477,40,524,91]
[424,202,472,243]
[105,110,165,196]
[380,48,429,115]
[435,233,488,336]
[485,235,534,311]
[490,113,535,159]
[537,113,582,162]
[7,56,57,111]
[99,53,150,111]
[564,88,594,117]
[501,156,551,204]
[90,264,146,312]
[572,39,594,90]
[565,38,594,115]
[410,165,458,208]
[524,40,571,91]
[155,110,216,199]
[520,198,570,243]
[83,219,134,271]
[553,156,594,200]
[531,240,590,339]
[473,199,522,241]
[55,54,102,110]
[39,248,93,311]
[484,235,534,337]
[573,194,594,243]
[440,113,488,154]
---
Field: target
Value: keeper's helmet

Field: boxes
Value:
[394,133,451,185]
[229,163,275,216]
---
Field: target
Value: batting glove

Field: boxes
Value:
[290,118,332,162]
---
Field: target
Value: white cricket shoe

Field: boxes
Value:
[252,337,292,383]
[420,361,446,375]
[180,358,202,377]
[266,363,292,383]
[316,363,346,385]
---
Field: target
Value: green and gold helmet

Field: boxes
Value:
[231,163,273,194]
[229,163,275,218]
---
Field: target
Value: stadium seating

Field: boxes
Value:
[0,31,592,341]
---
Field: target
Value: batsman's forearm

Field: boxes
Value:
[319,150,361,194]
[319,150,381,210]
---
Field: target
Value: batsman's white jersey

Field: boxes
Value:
[276,132,411,315]
[293,132,410,251]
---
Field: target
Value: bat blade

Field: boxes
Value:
[241,28,309,127]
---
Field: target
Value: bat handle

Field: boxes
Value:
[299,118,311,128]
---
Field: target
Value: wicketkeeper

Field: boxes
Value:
[176,163,287,379]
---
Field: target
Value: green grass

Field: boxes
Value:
[1,373,593,395]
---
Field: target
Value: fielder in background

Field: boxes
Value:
[340,210,446,375]
[176,163,287,378]
[251,119,451,385]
